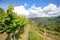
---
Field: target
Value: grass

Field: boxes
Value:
[28,29,44,40]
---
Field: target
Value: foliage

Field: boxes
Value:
[5,4,28,34]
[0,4,28,34]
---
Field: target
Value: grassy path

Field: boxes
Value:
[29,25,54,40]
[19,24,30,40]
[19,24,56,40]
[28,25,46,40]
[35,31,47,40]
[36,31,53,40]
[28,30,45,40]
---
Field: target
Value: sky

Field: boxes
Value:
[0,0,60,17]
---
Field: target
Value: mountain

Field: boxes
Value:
[29,17,56,24]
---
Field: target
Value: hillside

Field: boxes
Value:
[28,16,60,40]
[29,17,55,24]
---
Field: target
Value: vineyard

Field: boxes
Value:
[0,4,60,40]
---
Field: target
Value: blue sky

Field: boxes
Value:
[0,0,60,17]
[0,0,60,9]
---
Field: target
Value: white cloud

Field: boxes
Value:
[43,4,57,11]
[43,4,60,15]
[29,4,60,17]
[42,4,60,17]
[29,4,42,15]
[13,5,30,16]
[13,4,60,17]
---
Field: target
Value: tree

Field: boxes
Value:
[0,7,8,33]
[0,4,28,40]
[5,4,28,40]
